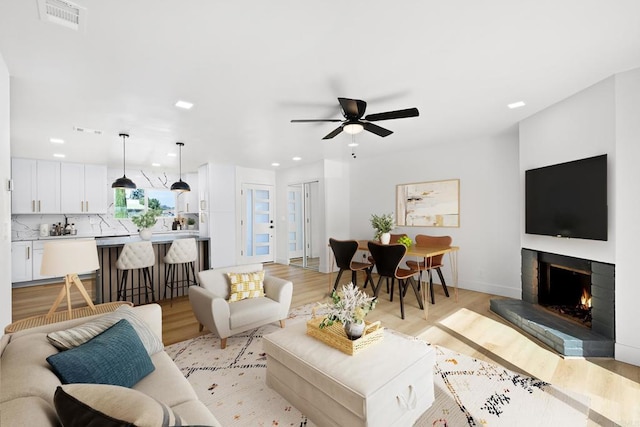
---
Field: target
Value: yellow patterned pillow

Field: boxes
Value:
[226,271,265,302]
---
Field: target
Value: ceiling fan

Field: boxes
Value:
[291,97,419,139]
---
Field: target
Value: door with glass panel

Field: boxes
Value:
[241,184,274,263]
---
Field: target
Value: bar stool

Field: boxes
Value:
[163,238,198,304]
[115,241,156,304]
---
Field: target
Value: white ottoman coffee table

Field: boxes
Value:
[263,322,434,427]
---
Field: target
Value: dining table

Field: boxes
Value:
[355,240,460,320]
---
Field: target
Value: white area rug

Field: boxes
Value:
[165,304,589,426]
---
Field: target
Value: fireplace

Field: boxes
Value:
[490,249,615,357]
[538,256,593,327]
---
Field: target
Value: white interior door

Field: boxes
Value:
[241,184,274,263]
[288,185,304,259]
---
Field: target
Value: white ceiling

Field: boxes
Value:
[1,1,639,173]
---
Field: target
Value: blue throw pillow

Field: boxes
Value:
[47,319,155,388]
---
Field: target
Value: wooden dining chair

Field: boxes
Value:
[405,235,452,304]
[329,238,374,292]
[367,241,423,319]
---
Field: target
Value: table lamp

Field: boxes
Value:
[40,239,100,319]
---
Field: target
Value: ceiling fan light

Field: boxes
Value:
[343,123,364,135]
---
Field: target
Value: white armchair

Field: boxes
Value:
[189,263,293,349]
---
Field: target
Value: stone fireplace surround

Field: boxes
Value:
[490,249,615,357]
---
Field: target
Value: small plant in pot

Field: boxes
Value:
[187,217,196,230]
[131,209,160,240]
[370,213,395,244]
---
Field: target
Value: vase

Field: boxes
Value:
[139,228,153,240]
[344,321,366,340]
[380,232,391,245]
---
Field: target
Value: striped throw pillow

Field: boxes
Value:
[226,271,265,302]
[46,305,164,355]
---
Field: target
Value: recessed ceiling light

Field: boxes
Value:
[50,138,64,144]
[152,163,161,167]
[175,100,194,110]
[53,153,65,158]
[271,162,280,167]
[348,142,359,147]
[167,152,177,157]
[292,156,301,161]
[508,101,526,109]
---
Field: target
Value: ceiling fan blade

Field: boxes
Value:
[338,97,367,119]
[322,126,344,139]
[291,119,343,123]
[364,107,419,122]
[363,122,393,137]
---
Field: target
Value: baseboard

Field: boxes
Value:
[615,342,640,367]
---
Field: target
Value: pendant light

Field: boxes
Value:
[170,142,190,192]
[111,133,136,189]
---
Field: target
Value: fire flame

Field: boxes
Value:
[580,288,592,308]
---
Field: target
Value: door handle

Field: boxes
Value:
[86,201,89,212]
[81,201,84,212]
[38,200,41,212]
[32,200,35,212]
[26,246,30,260]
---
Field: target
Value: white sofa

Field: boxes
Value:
[0,304,221,426]
[190,263,293,348]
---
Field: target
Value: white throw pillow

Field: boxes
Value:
[47,305,164,355]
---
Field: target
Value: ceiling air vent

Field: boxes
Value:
[37,0,87,32]
[73,126,103,135]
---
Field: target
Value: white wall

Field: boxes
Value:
[520,69,640,366]
[0,53,11,332]
[613,68,640,366]
[519,77,616,264]
[349,132,521,298]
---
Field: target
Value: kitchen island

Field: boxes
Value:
[95,233,210,304]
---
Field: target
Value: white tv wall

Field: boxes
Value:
[519,76,616,264]
[520,68,640,366]
[348,131,521,299]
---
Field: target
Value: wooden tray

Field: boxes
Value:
[306,315,384,355]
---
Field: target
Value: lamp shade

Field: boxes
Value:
[40,239,100,277]
[170,179,191,192]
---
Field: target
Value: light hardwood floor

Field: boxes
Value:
[11,264,640,426]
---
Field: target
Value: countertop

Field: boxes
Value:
[95,232,203,246]
[12,231,202,244]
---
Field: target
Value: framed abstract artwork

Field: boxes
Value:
[396,179,460,227]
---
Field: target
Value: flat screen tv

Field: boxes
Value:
[525,154,607,241]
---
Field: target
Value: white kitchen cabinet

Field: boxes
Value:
[32,240,56,281]
[61,163,107,213]
[11,241,32,283]
[178,172,199,213]
[11,158,61,214]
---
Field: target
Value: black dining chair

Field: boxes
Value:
[367,241,423,319]
[329,238,374,292]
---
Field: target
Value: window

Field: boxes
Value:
[114,188,176,219]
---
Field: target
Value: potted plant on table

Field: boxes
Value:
[131,209,160,240]
[370,213,395,244]
[318,282,377,340]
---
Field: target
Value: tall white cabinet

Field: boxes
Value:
[60,163,108,213]
[11,158,61,214]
